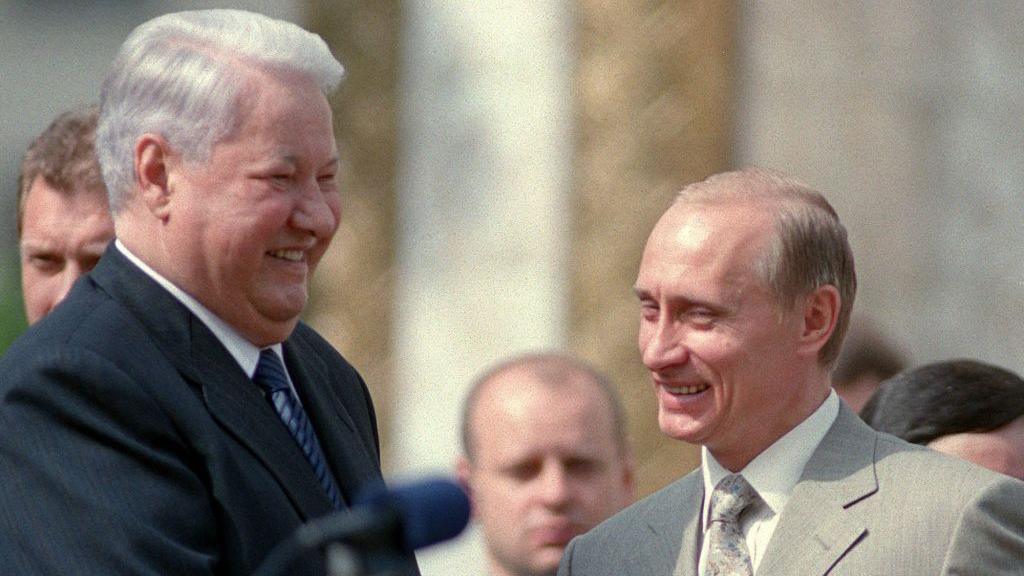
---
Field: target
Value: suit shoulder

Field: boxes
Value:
[868,431,1023,520]
[2,279,150,371]
[874,431,1008,484]
[564,471,701,574]
[583,469,701,541]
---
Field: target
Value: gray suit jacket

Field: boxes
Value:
[558,405,1024,575]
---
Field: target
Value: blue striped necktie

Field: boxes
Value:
[253,348,344,510]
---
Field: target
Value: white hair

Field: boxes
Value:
[97,9,345,211]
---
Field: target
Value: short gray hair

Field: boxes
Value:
[676,167,857,366]
[97,9,345,211]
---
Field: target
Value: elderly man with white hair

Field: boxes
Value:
[0,10,415,576]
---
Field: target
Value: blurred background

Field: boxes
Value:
[2,1,1022,573]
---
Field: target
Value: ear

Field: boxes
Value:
[455,456,477,517]
[797,284,840,358]
[134,134,173,221]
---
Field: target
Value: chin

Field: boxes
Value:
[530,556,563,575]
[256,294,308,323]
[658,411,709,444]
[244,316,301,348]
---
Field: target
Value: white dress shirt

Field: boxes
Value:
[697,390,840,574]
[114,240,296,394]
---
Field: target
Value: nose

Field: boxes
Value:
[537,462,571,509]
[290,180,340,239]
[641,318,689,373]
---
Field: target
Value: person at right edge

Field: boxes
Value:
[558,168,1024,575]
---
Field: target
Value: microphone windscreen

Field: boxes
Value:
[355,477,470,550]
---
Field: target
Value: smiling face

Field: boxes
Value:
[635,200,828,471]
[460,369,634,576]
[137,67,340,345]
[20,177,114,324]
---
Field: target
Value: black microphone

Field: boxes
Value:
[253,476,470,576]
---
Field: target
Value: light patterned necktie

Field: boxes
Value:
[253,348,344,510]
[705,474,760,576]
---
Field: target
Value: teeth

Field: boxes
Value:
[665,383,709,395]
[269,249,303,262]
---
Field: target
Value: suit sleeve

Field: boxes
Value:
[0,347,217,575]
[941,475,1024,575]
[558,536,577,576]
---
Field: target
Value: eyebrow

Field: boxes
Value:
[20,239,58,253]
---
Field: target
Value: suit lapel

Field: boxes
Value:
[195,321,335,519]
[90,245,334,520]
[671,478,703,576]
[638,472,703,576]
[757,406,878,576]
[282,339,378,506]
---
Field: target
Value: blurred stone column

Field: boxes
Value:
[304,2,403,458]
[305,1,735,573]
[393,2,574,574]
[571,1,736,497]
[736,2,1024,375]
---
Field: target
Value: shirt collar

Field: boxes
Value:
[701,390,840,525]
[114,240,282,378]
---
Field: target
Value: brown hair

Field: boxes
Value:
[17,105,105,236]
[676,167,857,366]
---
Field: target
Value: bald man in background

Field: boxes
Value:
[17,105,114,324]
[458,353,635,576]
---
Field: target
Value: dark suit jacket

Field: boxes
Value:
[0,245,404,575]
[558,405,1024,575]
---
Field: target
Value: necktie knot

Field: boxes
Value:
[709,474,758,524]
[253,349,290,394]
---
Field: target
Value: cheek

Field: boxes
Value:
[22,270,54,298]
[475,475,522,514]
[686,333,731,368]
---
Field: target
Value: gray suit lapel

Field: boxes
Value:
[639,472,703,576]
[757,406,877,576]
[670,483,703,576]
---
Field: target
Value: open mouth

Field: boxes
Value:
[267,249,304,262]
[663,383,710,395]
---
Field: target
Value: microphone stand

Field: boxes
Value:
[253,507,416,576]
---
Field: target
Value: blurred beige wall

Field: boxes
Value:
[306,2,734,574]
[735,2,1024,376]
[570,0,735,497]
[306,0,735,500]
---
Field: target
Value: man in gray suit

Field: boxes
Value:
[558,168,1024,575]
